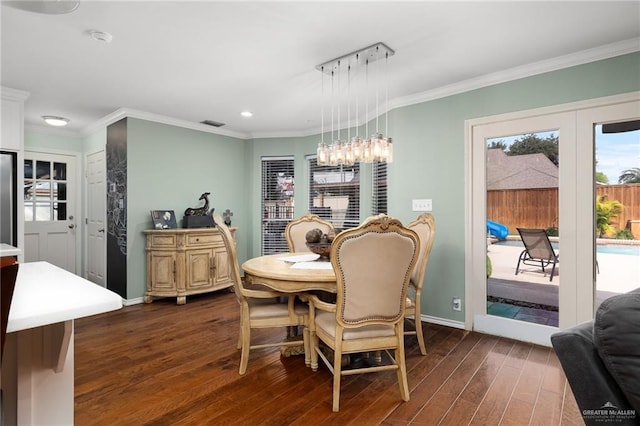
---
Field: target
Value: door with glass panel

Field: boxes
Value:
[470,111,576,346]
[470,95,639,345]
[23,151,77,273]
[578,101,640,317]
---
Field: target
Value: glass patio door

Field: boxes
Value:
[578,101,640,318]
[468,94,640,346]
[469,112,574,346]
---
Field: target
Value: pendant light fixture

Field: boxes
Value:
[316,42,394,166]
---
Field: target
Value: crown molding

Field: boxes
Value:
[80,108,250,140]
[393,37,640,110]
[1,86,30,101]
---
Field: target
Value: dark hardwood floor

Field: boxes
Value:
[74,291,583,425]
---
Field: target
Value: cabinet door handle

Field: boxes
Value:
[173,260,177,282]
[210,257,216,278]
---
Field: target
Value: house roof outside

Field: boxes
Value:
[486,149,559,190]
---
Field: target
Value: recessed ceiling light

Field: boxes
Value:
[240,111,253,118]
[42,116,70,127]
[5,1,80,14]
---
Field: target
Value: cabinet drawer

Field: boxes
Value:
[187,233,219,246]
[150,234,177,248]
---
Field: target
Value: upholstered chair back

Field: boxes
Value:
[330,214,419,326]
[285,213,335,252]
[407,213,436,288]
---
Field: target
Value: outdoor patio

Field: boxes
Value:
[486,241,640,326]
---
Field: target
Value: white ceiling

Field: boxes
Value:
[2,1,639,139]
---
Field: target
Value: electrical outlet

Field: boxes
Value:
[412,199,432,211]
[452,297,462,311]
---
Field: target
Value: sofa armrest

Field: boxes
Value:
[594,289,640,414]
[551,321,634,425]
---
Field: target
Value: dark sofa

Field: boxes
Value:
[551,288,640,426]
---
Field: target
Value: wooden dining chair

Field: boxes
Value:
[214,215,309,375]
[405,213,436,355]
[285,213,335,253]
[307,214,420,411]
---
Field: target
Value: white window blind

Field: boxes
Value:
[261,157,294,255]
[308,157,360,232]
[372,161,388,215]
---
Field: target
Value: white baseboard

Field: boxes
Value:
[122,297,144,306]
[421,314,467,330]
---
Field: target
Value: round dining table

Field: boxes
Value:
[242,253,337,293]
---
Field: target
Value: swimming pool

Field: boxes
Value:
[494,240,640,256]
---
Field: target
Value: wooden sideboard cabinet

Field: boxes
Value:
[143,227,236,304]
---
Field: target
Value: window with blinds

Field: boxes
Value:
[261,157,294,255]
[307,157,360,232]
[372,161,388,215]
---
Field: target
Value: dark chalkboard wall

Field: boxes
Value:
[106,118,127,298]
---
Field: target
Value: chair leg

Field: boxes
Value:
[236,324,242,350]
[310,331,319,371]
[239,321,251,375]
[395,342,410,402]
[303,326,310,367]
[414,301,427,356]
[332,345,343,412]
[515,250,526,275]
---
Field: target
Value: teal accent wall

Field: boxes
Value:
[23,52,640,319]
[24,130,84,152]
[84,128,106,154]
[126,119,247,299]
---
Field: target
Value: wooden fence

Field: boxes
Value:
[487,184,640,236]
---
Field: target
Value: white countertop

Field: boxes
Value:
[6,261,123,333]
[0,243,21,257]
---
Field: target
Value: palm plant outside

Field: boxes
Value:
[618,167,640,184]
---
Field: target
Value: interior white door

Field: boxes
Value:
[23,151,78,273]
[86,151,106,286]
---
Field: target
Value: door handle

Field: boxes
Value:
[98,229,105,233]
[68,224,76,229]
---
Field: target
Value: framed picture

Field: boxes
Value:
[150,210,177,229]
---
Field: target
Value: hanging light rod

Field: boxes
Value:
[315,42,395,166]
[315,42,394,75]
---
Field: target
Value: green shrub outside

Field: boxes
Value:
[615,228,634,240]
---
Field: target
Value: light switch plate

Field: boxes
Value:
[412,199,432,211]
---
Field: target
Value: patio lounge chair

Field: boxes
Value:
[515,228,559,282]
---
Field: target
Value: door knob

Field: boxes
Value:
[68,224,76,229]
[98,229,105,233]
